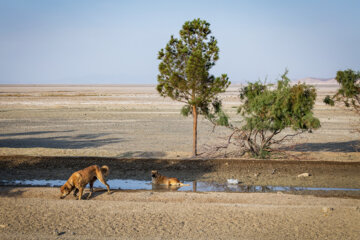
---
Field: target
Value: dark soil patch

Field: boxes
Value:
[1,156,359,191]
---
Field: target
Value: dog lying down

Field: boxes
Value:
[60,165,110,200]
[151,170,190,186]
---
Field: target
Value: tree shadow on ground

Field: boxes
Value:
[0,132,124,149]
[116,151,166,158]
[0,187,27,197]
[283,140,360,152]
[0,130,74,137]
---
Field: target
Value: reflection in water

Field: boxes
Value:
[1,179,359,193]
[193,181,197,192]
[151,184,181,191]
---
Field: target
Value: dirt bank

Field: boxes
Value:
[0,187,359,240]
[1,156,359,192]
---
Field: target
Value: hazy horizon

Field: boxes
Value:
[0,0,359,84]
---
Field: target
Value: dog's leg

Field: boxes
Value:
[97,174,111,194]
[73,188,79,197]
[87,180,95,200]
[78,187,84,200]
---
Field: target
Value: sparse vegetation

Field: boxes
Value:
[208,70,321,158]
[324,69,360,113]
[324,69,360,136]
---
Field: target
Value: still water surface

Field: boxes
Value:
[1,179,359,193]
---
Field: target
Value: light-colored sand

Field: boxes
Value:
[0,187,359,240]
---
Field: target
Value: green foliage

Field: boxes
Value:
[157,18,230,109]
[254,149,271,159]
[237,70,320,157]
[324,69,360,112]
[323,95,334,106]
[239,70,320,132]
[157,18,230,155]
[181,105,191,117]
[203,98,230,127]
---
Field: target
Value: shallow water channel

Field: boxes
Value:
[1,179,360,193]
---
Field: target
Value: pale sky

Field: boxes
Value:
[0,0,359,84]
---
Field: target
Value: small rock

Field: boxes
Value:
[254,173,260,177]
[0,224,6,228]
[298,173,311,178]
[355,206,360,212]
[227,179,239,184]
[322,207,334,213]
[277,191,284,195]
[271,169,277,174]
[53,229,65,236]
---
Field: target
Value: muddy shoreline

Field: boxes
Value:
[1,155,359,199]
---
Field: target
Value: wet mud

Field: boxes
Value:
[1,155,359,198]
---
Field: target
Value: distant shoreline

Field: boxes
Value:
[0,83,246,88]
[0,84,157,87]
[0,79,338,88]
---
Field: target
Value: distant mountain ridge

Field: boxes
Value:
[293,77,338,85]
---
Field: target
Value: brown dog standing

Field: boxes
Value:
[151,170,189,186]
[60,165,110,200]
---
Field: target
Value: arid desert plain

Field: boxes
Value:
[0,83,359,239]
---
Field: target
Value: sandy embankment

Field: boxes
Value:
[0,187,360,240]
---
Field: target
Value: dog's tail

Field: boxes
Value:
[100,165,110,177]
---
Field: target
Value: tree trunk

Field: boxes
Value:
[192,105,198,156]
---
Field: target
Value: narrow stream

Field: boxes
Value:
[1,179,359,193]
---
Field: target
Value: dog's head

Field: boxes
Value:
[151,170,159,178]
[60,184,73,199]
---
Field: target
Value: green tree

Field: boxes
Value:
[324,69,360,113]
[210,71,320,158]
[157,18,230,156]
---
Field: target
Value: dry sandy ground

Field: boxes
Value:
[0,84,359,158]
[0,84,359,239]
[1,187,359,240]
